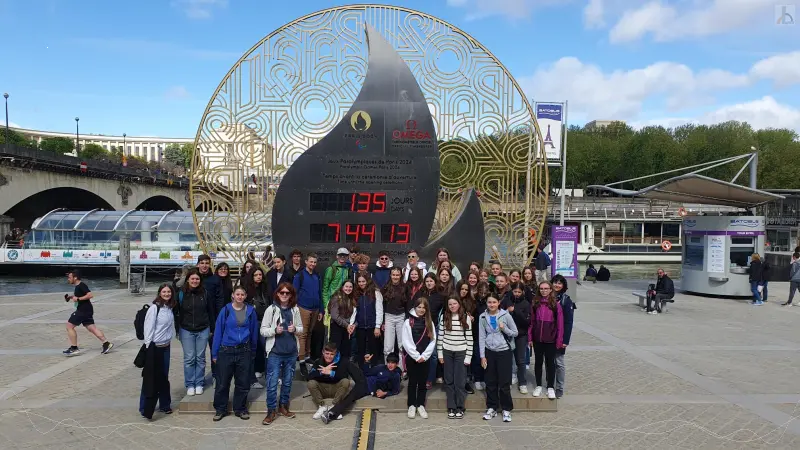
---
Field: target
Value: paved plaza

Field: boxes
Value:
[0,280,799,449]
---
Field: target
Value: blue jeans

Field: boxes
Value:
[761,281,769,302]
[266,352,296,411]
[471,335,484,382]
[180,327,209,388]
[214,345,252,415]
[428,354,439,383]
[139,345,171,415]
[750,281,762,303]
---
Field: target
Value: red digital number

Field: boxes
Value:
[345,224,360,242]
[396,223,410,244]
[355,193,372,213]
[361,224,375,243]
[350,193,357,212]
[373,193,386,213]
[328,223,340,243]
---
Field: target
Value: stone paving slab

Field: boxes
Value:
[2,323,131,350]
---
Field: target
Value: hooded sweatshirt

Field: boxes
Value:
[789,260,800,282]
[370,261,393,289]
[308,352,350,384]
[478,309,518,357]
[528,300,564,348]
[401,308,436,361]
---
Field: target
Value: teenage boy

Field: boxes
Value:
[363,353,401,399]
[287,249,303,280]
[63,270,113,356]
[308,343,353,420]
[294,253,323,376]
[403,250,427,281]
[314,343,369,425]
[370,251,393,289]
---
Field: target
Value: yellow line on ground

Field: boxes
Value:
[356,408,373,450]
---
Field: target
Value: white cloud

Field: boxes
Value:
[446,0,562,21]
[631,97,800,133]
[750,51,800,87]
[583,0,605,28]
[520,57,750,120]
[171,0,228,20]
[608,0,773,44]
[164,86,191,100]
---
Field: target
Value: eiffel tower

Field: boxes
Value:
[543,124,555,148]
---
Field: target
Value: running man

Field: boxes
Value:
[63,269,113,356]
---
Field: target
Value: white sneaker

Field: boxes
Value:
[436,377,444,384]
[547,388,556,399]
[407,406,416,419]
[474,381,485,390]
[519,385,528,394]
[532,386,543,397]
[482,408,497,420]
[313,406,327,420]
[255,372,263,378]
[186,387,195,396]
[417,406,428,419]
[511,374,518,385]
[502,411,512,422]
[251,381,263,388]
[335,414,343,420]
[195,386,204,395]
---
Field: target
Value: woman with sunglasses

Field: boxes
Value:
[528,281,564,400]
[261,282,303,425]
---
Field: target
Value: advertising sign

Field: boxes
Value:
[535,102,564,161]
[707,235,726,273]
[551,225,579,278]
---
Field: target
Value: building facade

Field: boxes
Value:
[10,127,193,163]
[758,190,800,252]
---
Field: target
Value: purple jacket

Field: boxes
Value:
[528,301,564,348]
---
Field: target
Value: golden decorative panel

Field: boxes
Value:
[190,4,548,267]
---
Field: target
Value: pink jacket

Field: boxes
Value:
[528,301,564,348]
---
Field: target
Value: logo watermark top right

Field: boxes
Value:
[776,4,795,25]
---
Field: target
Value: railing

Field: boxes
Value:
[0,144,188,189]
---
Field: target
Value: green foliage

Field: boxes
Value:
[439,120,800,191]
[0,128,37,148]
[164,143,194,168]
[79,143,109,160]
[38,137,75,155]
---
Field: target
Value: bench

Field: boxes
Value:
[632,291,672,312]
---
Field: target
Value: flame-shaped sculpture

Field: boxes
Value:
[272,24,484,267]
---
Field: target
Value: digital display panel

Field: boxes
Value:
[309,223,411,244]
[309,193,386,213]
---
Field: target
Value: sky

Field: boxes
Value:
[1,0,798,138]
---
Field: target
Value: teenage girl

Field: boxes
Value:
[401,297,436,419]
[479,295,517,423]
[529,281,564,400]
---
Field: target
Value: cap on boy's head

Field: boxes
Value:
[337,247,350,256]
[386,353,399,364]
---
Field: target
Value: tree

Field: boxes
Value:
[79,143,109,160]
[39,137,75,155]
[0,129,37,148]
[164,143,194,168]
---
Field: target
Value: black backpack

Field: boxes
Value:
[134,304,160,340]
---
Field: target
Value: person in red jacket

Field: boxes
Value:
[528,281,563,400]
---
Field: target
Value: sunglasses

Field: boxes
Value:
[278,291,291,295]
[407,255,418,259]
[380,257,389,260]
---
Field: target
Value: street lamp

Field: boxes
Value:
[75,117,80,155]
[3,93,8,150]
[123,133,127,155]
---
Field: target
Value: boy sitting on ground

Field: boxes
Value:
[362,353,401,398]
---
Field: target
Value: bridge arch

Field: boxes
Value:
[136,195,183,211]
[4,187,115,229]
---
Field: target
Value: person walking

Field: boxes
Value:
[479,295,517,423]
[551,275,575,399]
[63,269,113,356]
[782,252,800,306]
[401,297,436,419]
[139,283,175,419]
[211,287,259,421]
[177,268,215,396]
[261,283,303,425]
[438,297,473,419]
[529,281,564,400]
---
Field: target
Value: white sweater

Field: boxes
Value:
[437,314,473,360]
[143,305,175,347]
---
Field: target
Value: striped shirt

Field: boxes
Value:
[437,314,474,360]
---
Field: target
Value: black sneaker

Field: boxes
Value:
[465,383,475,394]
[448,409,456,419]
[213,412,225,421]
[455,409,464,419]
[63,346,80,356]
[320,412,333,425]
[102,342,114,354]
[235,411,250,420]
[299,363,308,378]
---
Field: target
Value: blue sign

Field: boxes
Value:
[536,104,563,121]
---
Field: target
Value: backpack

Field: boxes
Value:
[543,252,551,267]
[134,304,161,341]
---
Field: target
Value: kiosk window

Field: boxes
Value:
[684,236,704,269]
[730,237,754,267]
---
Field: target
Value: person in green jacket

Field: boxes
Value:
[323,248,354,311]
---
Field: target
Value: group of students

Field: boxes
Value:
[136,246,577,424]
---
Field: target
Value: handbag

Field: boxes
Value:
[134,344,147,368]
[757,284,764,294]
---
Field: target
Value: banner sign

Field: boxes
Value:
[9,249,255,266]
[551,225,579,279]
[535,102,564,161]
